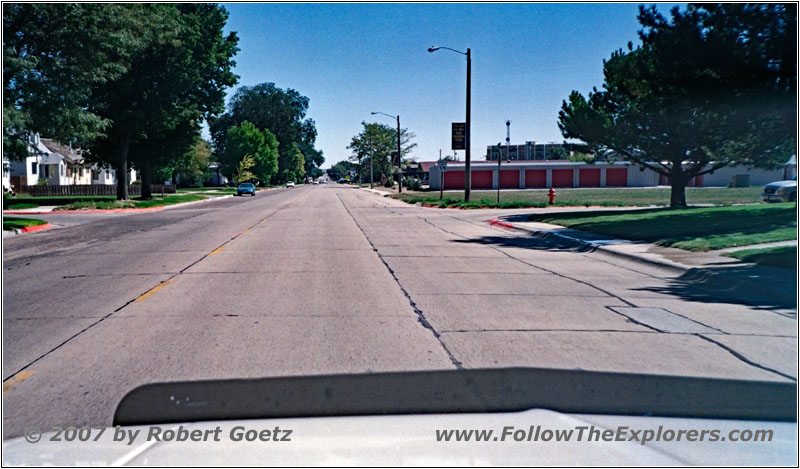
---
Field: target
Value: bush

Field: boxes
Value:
[383,178,395,188]
[403,177,422,190]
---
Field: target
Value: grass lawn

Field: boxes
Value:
[3,216,48,231]
[4,196,116,209]
[724,245,797,269]
[528,203,797,251]
[57,194,207,210]
[724,246,797,270]
[393,186,764,208]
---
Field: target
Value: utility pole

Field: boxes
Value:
[465,48,471,202]
[497,120,509,204]
[369,138,374,189]
[396,115,403,193]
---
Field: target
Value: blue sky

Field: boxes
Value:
[220,3,682,167]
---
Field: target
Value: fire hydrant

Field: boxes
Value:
[548,187,556,205]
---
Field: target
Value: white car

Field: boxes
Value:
[762,179,796,202]
[286,181,295,188]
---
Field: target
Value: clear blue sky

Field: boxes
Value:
[220,3,683,167]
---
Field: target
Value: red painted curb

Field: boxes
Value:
[3,206,166,215]
[488,218,515,230]
[19,222,52,233]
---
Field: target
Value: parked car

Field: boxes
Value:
[338,178,348,184]
[235,182,256,196]
[286,181,295,188]
[319,179,326,184]
[305,178,313,184]
[762,179,797,202]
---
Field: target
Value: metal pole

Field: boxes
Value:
[369,138,374,189]
[396,115,402,193]
[439,149,444,200]
[496,143,501,204]
[465,48,471,202]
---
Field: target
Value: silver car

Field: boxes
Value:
[761,179,797,202]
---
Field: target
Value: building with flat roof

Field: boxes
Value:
[486,142,568,161]
[429,160,784,190]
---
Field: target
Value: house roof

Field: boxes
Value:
[39,138,84,164]
[419,161,437,172]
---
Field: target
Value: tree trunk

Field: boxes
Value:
[669,165,687,208]
[116,134,131,200]
[141,158,152,199]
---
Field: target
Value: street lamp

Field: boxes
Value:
[371,111,403,193]
[428,45,471,202]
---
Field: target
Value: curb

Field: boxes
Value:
[4,222,53,236]
[489,218,796,307]
[3,206,166,215]
[488,218,689,273]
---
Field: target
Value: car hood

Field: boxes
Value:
[3,410,796,466]
[764,180,797,189]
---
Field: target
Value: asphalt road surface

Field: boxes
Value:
[3,185,796,437]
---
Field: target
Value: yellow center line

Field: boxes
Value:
[3,370,34,394]
[240,228,251,235]
[208,246,225,256]
[135,279,174,303]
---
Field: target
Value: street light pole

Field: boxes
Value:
[371,111,403,193]
[396,114,403,193]
[369,138,374,189]
[428,45,471,202]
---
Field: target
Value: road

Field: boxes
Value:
[2,185,796,437]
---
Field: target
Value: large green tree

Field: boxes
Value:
[210,82,324,183]
[87,3,238,199]
[346,121,417,183]
[224,121,279,184]
[3,4,138,158]
[558,3,796,207]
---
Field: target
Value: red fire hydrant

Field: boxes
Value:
[548,188,556,205]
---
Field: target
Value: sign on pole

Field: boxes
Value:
[451,122,466,150]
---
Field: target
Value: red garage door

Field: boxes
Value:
[606,168,628,187]
[525,170,546,188]
[444,171,464,189]
[552,169,574,187]
[499,170,519,188]
[579,168,601,187]
[472,170,493,189]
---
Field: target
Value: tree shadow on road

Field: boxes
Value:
[633,265,797,312]
[453,233,797,312]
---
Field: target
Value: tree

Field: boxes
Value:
[3,4,139,159]
[156,136,212,187]
[346,121,417,183]
[209,82,324,183]
[282,144,305,182]
[233,154,256,184]
[558,3,796,207]
[86,3,238,199]
[224,121,279,184]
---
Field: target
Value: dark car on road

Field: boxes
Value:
[236,183,256,196]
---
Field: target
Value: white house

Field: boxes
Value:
[6,134,138,191]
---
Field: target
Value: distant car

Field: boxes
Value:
[762,179,797,202]
[236,183,256,196]
[286,181,295,188]
[338,178,348,184]
[312,179,319,184]
[318,179,326,184]
[305,178,313,184]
